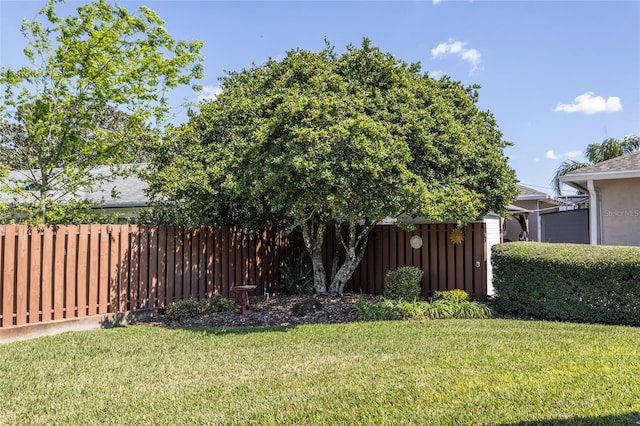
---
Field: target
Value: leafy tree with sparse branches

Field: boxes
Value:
[147,39,517,295]
[0,0,203,224]
[552,134,640,196]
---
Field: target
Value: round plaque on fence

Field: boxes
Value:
[410,235,423,249]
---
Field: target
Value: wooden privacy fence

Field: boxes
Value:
[0,224,303,328]
[0,222,486,329]
[336,222,487,300]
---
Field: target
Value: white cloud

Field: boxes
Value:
[545,150,560,160]
[545,150,582,161]
[429,70,444,79]
[431,38,481,72]
[461,48,481,67]
[554,92,622,114]
[196,85,222,102]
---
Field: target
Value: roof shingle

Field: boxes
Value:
[565,151,640,175]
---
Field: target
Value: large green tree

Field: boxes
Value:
[551,134,640,196]
[0,0,203,224]
[148,40,517,295]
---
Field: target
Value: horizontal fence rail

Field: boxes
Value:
[0,222,486,329]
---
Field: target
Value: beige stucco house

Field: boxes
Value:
[560,151,640,246]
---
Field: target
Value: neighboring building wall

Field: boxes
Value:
[484,214,500,296]
[540,209,589,244]
[597,178,640,246]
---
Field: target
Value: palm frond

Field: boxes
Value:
[551,160,590,196]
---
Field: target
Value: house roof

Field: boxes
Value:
[516,184,562,205]
[1,164,149,208]
[517,184,546,197]
[560,151,640,192]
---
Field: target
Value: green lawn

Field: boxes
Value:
[1,320,639,425]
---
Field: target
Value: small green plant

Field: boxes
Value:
[424,299,455,319]
[453,300,492,319]
[355,297,400,321]
[355,295,492,322]
[208,293,233,313]
[164,294,232,321]
[394,299,429,319]
[433,289,470,302]
[383,267,423,301]
[164,299,203,320]
[280,257,315,295]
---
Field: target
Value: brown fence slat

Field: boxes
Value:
[255,230,263,293]
[182,229,191,299]
[200,228,208,298]
[206,227,214,296]
[166,226,175,304]
[190,229,199,298]
[53,227,66,320]
[148,226,159,308]
[174,227,183,301]
[15,226,29,325]
[220,227,228,298]
[139,225,150,308]
[108,225,120,313]
[156,225,166,307]
[419,225,429,295]
[2,226,16,327]
[98,225,109,314]
[65,225,78,319]
[464,226,473,297]
[88,224,99,316]
[76,225,89,318]
[123,224,134,308]
[29,228,42,323]
[41,227,54,321]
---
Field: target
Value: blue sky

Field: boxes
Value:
[2,0,639,195]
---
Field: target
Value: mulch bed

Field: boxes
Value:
[138,293,378,328]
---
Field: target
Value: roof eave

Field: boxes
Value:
[561,170,640,183]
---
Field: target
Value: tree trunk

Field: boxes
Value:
[329,222,341,283]
[301,218,327,294]
[328,219,376,295]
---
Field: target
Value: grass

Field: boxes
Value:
[1,320,639,425]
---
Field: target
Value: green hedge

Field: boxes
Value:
[491,242,640,326]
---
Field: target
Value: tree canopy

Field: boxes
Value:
[0,0,203,224]
[148,39,517,294]
[551,134,640,196]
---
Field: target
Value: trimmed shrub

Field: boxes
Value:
[383,267,423,300]
[492,242,640,326]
